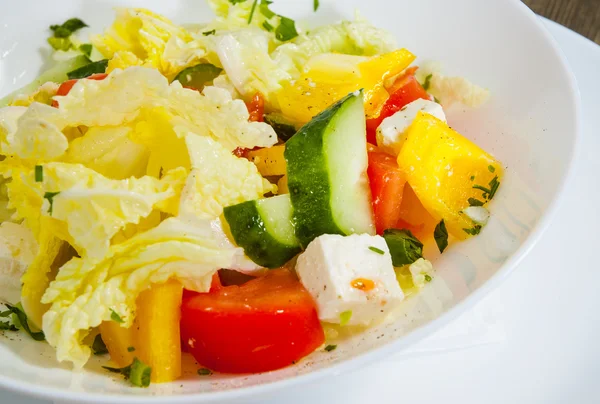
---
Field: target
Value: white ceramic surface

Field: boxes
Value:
[0,1,580,403]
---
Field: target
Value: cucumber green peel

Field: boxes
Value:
[174,63,222,91]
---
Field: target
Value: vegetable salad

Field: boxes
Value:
[0,0,502,387]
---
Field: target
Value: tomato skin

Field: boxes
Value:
[367,151,408,235]
[366,67,430,145]
[180,270,324,374]
[52,73,108,108]
[246,92,265,123]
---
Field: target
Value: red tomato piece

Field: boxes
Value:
[180,270,324,374]
[246,92,265,123]
[52,73,108,108]
[366,67,430,145]
[367,151,408,235]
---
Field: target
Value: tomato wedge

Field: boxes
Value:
[52,73,108,108]
[246,92,265,123]
[180,270,324,373]
[367,151,408,235]
[366,67,430,145]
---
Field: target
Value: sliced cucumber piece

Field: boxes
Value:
[0,55,89,107]
[264,113,298,141]
[284,91,375,247]
[174,63,222,90]
[66,59,108,79]
[223,194,300,268]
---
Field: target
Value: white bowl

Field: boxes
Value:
[0,0,580,403]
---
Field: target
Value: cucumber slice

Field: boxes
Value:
[0,55,89,107]
[174,63,222,90]
[264,113,298,141]
[284,91,375,247]
[66,59,108,79]
[223,194,300,268]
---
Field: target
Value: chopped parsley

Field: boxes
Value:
[79,43,93,57]
[488,165,496,173]
[313,0,320,11]
[247,0,259,24]
[66,59,109,79]
[275,16,298,41]
[368,246,385,255]
[197,368,212,376]
[473,175,500,201]
[470,175,475,181]
[463,225,482,236]
[127,346,136,352]
[0,321,18,331]
[48,18,88,51]
[35,165,43,182]
[110,309,124,324]
[423,74,433,91]
[92,334,108,355]
[245,0,299,42]
[339,310,352,326]
[382,229,423,266]
[424,274,432,283]
[434,220,449,253]
[103,357,152,388]
[202,29,216,36]
[468,197,484,207]
[324,344,337,352]
[2,303,45,341]
[263,21,274,32]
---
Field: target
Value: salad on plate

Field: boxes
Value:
[0,0,503,387]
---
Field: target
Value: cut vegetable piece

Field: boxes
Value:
[285,91,375,246]
[397,112,503,239]
[264,113,298,141]
[99,321,136,368]
[0,56,89,107]
[174,63,222,91]
[277,175,289,194]
[246,145,286,177]
[223,194,300,268]
[396,184,438,240]
[382,229,423,267]
[66,59,109,80]
[135,280,183,383]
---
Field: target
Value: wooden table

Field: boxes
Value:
[524,0,600,44]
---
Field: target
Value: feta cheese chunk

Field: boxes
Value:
[408,258,434,289]
[376,99,446,155]
[295,234,404,326]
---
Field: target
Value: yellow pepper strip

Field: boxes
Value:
[99,321,137,368]
[398,112,504,239]
[277,175,289,194]
[247,145,287,177]
[135,280,183,383]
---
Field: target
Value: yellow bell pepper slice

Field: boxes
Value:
[277,175,289,194]
[398,112,503,239]
[278,49,416,124]
[247,145,287,177]
[398,185,438,241]
[99,320,137,367]
[135,280,183,383]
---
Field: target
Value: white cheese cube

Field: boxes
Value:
[295,234,404,326]
[376,99,446,155]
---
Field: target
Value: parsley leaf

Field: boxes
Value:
[92,334,108,355]
[50,18,88,38]
[79,43,93,57]
[424,274,432,283]
[368,246,385,255]
[202,29,216,36]
[488,176,500,200]
[259,0,276,18]
[434,220,449,253]
[4,303,45,341]
[468,197,484,207]
[423,74,433,91]
[463,225,482,236]
[324,344,337,352]
[383,229,423,266]
[275,16,298,41]
[103,357,152,388]
[314,0,320,11]
[35,165,43,182]
[44,192,60,215]
[488,165,496,173]
[110,309,124,323]
[0,321,18,331]
[197,368,212,376]
[127,346,136,352]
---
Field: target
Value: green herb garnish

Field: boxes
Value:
[424,274,432,283]
[488,176,500,200]
[50,18,88,38]
[383,229,423,266]
[35,165,43,182]
[463,225,482,236]
[110,309,124,324]
[79,43,93,57]
[473,184,492,199]
[44,192,60,215]
[434,220,449,253]
[0,321,18,331]
[275,16,298,41]
[228,0,247,4]
[247,0,259,24]
[324,344,337,352]
[3,303,45,341]
[103,357,152,388]
[197,368,212,376]
[67,59,108,80]
[488,165,496,173]
[92,334,108,355]
[423,74,433,91]
[313,0,320,11]
[470,175,475,181]
[339,310,352,326]
[202,29,216,36]
[259,0,276,18]
[368,246,385,255]
[262,21,274,31]
[127,346,136,352]
[468,197,484,207]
